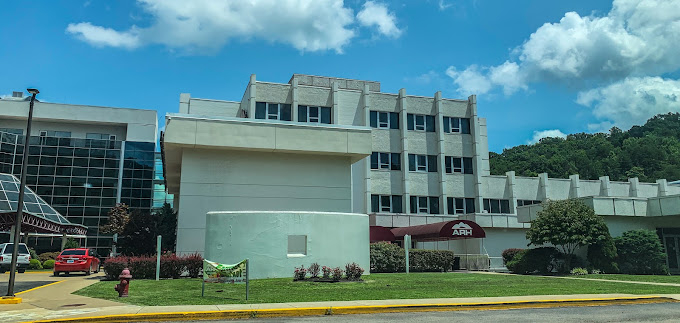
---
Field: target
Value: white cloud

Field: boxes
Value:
[66,22,140,49]
[438,0,452,11]
[446,0,680,95]
[446,65,491,96]
[357,1,402,38]
[67,0,392,53]
[577,76,680,130]
[528,129,567,144]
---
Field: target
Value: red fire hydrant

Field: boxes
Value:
[114,268,132,297]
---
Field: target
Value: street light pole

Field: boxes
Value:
[6,88,39,297]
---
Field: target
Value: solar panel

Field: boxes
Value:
[0,173,71,224]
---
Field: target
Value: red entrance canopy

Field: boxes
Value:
[391,220,486,241]
[370,226,396,242]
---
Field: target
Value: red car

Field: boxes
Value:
[54,248,100,276]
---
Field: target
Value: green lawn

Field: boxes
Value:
[573,274,680,284]
[74,273,680,306]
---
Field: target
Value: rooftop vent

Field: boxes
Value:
[12,91,23,98]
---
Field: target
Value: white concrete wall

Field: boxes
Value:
[175,149,354,255]
[204,211,369,279]
[0,100,157,142]
[187,99,240,117]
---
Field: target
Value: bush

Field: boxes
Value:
[506,247,561,274]
[370,242,405,273]
[29,248,39,261]
[321,266,331,279]
[293,265,307,281]
[183,253,203,278]
[502,248,524,265]
[28,259,43,270]
[587,233,619,273]
[370,242,455,273]
[409,249,455,272]
[614,230,668,275]
[570,267,588,275]
[39,252,61,263]
[103,257,130,280]
[308,263,320,278]
[331,267,343,281]
[128,256,157,279]
[160,254,183,279]
[42,259,55,269]
[344,262,364,280]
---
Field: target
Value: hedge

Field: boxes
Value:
[614,230,668,275]
[38,252,60,263]
[370,242,455,273]
[42,260,55,269]
[102,253,203,280]
[28,259,43,270]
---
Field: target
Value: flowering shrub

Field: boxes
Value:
[183,253,203,278]
[103,257,129,280]
[331,267,343,281]
[129,256,157,279]
[308,263,320,278]
[344,262,364,280]
[321,266,332,279]
[570,267,588,275]
[293,265,307,281]
[102,253,204,280]
[160,254,183,279]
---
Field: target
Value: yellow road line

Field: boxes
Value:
[22,296,678,323]
[16,280,65,295]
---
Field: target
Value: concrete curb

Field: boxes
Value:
[23,296,678,323]
[0,296,22,304]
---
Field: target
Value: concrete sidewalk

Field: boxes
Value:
[2,272,679,323]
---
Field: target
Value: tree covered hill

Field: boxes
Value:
[490,113,680,182]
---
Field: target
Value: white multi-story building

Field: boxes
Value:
[163,74,680,274]
[0,92,158,253]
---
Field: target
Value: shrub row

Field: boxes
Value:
[370,242,455,273]
[102,253,203,280]
[503,229,669,275]
[27,258,55,270]
[293,262,364,281]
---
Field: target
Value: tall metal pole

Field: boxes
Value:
[6,89,38,297]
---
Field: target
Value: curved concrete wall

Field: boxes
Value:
[204,211,369,279]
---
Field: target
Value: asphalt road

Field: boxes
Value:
[0,280,53,294]
[160,303,680,323]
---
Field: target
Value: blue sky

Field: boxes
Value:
[2,0,679,152]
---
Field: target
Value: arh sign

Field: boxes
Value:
[451,222,473,237]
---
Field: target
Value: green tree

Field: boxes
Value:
[614,230,668,274]
[99,203,131,234]
[64,237,80,249]
[117,203,178,255]
[526,199,611,270]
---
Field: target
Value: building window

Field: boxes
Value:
[407,114,435,132]
[371,195,403,213]
[370,152,401,170]
[255,102,292,121]
[447,197,475,214]
[0,128,23,135]
[483,199,511,214]
[86,133,111,140]
[370,111,399,129]
[299,106,331,124]
[287,235,307,256]
[42,131,72,138]
[444,157,473,174]
[410,196,440,214]
[408,154,437,172]
[443,117,471,134]
[517,200,541,206]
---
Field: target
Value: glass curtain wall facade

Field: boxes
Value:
[0,131,155,253]
[153,152,174,209]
